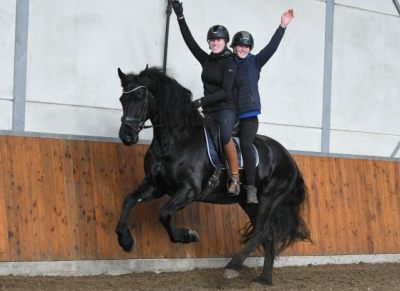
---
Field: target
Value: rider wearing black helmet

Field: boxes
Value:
[232,9,294,204]
[231,31,254,49]
[207,25,230,41]
[171,1,241,196]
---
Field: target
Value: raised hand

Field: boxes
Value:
[281,8,294,28]
[172,0,184,18]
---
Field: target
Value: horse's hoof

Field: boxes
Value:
[252,276,272,286]
[188,230,200,242]
[116,229,135,252]
[223,269,239,279]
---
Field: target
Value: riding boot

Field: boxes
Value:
[244,185,258,204]
[223,140,240,196]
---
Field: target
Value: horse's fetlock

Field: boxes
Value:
[115,225,129,234]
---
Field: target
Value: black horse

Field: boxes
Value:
[115,66,310,285]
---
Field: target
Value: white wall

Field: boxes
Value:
[331,2,400,157]
[0,0,16,130]
[335,0,399,15]
[25,0,165,138]
[1,0,400,158]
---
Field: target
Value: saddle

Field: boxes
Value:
[203,116,259,169]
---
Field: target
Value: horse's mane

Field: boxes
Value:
[131,67,203,139]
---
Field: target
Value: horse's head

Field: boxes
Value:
[117,67,154,145]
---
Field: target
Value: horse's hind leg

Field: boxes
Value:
[257,236,274,285]
[224,203,259,273]
[224,196,271,271]
[159,186,199,243]
[116,179,162,252]
[225,178,288,281]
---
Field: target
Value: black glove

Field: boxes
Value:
[172,0,184,18]
[192,98,203,109]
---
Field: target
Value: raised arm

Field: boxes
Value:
[172,1,208,64]
[255,9,294,69]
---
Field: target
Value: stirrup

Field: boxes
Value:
[227,175,240,196]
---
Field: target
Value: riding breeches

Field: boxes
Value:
[238,116,259,185]
[207,109,236,145]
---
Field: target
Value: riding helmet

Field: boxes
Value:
[231,31,254,49]
[207,25,230,42]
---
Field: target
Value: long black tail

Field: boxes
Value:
[273,170,310,253]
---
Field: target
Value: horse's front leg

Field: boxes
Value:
[159,185,199,243]
[115,179,162,252]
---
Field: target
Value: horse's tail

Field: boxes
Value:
[273,169,311,254]
[241,161,311,256]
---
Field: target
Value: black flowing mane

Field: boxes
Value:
[124,67,202,135]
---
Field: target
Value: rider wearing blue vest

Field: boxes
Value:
[232,9,294,204]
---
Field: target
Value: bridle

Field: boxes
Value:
[121,85,162,134]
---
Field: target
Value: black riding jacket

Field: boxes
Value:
[234,26,285,116]
[177,17,236,113]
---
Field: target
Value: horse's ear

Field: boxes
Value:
[143,64,149,75]
[118,67,127,82]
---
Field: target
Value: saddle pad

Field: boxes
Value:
[204,128,259,169]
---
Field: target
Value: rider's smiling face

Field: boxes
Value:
[208,38,226,54]
[233,44,251,59]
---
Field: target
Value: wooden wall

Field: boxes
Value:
[0,135,399,262]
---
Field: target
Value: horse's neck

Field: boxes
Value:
[150,120,202,156]
[150,127,176,157]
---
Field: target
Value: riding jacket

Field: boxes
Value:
[177,17,236,113]
[234,26,286,118]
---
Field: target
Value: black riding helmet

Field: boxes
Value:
[207,25,230,42]
[231,31,254,49]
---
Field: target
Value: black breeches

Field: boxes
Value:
[208,109,236,145]
[238,117,258,185]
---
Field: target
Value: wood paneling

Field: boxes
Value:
[0,135,399,262]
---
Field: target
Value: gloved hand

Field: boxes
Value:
[172,0,184,18]
[192,98,203,109]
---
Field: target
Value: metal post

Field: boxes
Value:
[163,0,173,74]
[13,0,29,133]
[321,0,335,153]
[393,0,400,15]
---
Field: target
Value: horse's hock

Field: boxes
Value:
[0,135,399,262]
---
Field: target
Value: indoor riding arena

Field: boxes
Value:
[1,0,399,290]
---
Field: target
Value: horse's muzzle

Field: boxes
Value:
[120,133,138,145]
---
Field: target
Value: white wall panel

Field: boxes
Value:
[26,0,165,109]
[330,130,400,157]
[25,103,120,137]
[0,0,16,101]
[25,102,154,140]
[259,0,325,128]
[0,100,13,130]
[335,0,398,15]
[258,123,321,152]
[332,6,400,136]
